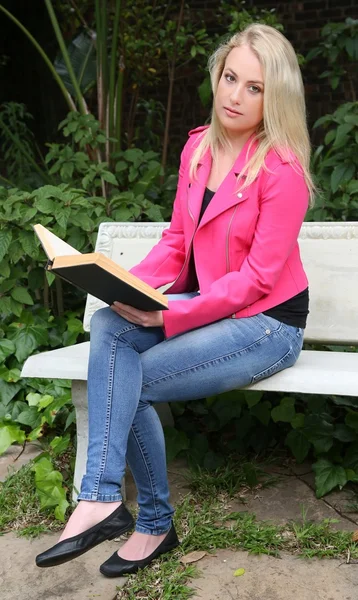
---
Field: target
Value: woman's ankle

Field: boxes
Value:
[58,500,122,542]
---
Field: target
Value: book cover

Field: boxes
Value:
[34,224,168,311]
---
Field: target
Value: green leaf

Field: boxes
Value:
[0,339,15,362]
[0,230,12,262]
[16,406,41,428]
[304,415,334,453]
[32,456,69,520]
[46,271,56,286]
[198,76,212,107]
[38,394,55,409]
[101,171,118,186]
[0,423,25,454]
[333,123,354,147]
[312,459,347,498]
[0,368,21,383]
[344,442,358,471]
[346,411,358,431]
[332,396,358,408]
[163,426,190,462]
[0,259,10,278]
[291,413,305,429]
[285,429,311,463]
[54,497,70,522]
[271,397,296,423]
[331,164,356,193]
[8,323,48,362]
[333,424,358,443]
[211,391,242,427]
[0,297,12,317]
[35,197,57,214]
[0,380,22,405]
[250,401,271,426]
[26,392,42,407]
[50,434,70,456]
[244,391,263,408]
[64,409,76,430]
[324,129,336,145]
[11,287,34,305]
[19,230,39,258]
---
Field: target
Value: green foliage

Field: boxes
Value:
[306,18,357,93]
[0,102,39,187]
[0,107,176,521]
[165,390,358,499]
[32,452,69,521]
[308,102,358,221]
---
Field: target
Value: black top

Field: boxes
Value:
[190,187,309,329]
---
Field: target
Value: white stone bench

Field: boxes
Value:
[21,221,358,500]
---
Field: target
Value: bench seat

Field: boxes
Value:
[22,344,358,397]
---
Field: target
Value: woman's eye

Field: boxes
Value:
[249,85,261,94]
[225,74,235,83]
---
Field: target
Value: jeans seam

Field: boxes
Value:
[130,423,161,523]
[251,346,293,383]
[142,330,272,390]
[91,324,140,496]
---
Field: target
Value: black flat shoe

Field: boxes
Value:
[99,523,180,577]
[36,503,134,568]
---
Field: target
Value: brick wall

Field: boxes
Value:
[159,0,356,161]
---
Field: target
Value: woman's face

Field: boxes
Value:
[214,44,264,140]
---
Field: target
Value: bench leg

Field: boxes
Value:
[71,380,174,504]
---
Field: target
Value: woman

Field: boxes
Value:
[36,23,314,576]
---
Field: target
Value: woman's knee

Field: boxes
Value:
[89,307,129,338]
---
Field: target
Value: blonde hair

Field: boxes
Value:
[189,24,315,203]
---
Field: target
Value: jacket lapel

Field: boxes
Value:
[187,134,257,230]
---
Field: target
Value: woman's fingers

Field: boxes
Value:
[110,302,163,327]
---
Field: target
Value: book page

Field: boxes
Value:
[34,224,81,262]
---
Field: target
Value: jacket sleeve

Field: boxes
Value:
[162,162,309,338]
[129,142,189,289]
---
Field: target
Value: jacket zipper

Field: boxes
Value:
[226,205,238,273]
[226,205,238,319]
[169,190,196,290]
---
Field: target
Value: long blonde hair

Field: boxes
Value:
[189,24,315,202]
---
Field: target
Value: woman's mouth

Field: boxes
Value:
[224,106,243,117]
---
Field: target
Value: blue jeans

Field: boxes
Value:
[78,293,304,534]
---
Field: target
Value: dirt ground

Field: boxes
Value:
[1,450,358,600]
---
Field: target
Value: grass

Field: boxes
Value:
[185,459,279,500]
[0,462,63,536]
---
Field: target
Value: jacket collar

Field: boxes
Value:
[188,134,258,229]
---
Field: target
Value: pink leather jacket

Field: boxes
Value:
[130,125,309,338]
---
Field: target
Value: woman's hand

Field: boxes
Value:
[111,301,164,327]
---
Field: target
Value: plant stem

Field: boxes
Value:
[115,55,125,152]
[0,4,75,113]
[44,0,87,115]
[161,0,185,178]
[0,174,16,188]
[108,0,121,162]
[95,0,109,133]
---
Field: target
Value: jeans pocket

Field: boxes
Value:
[251,346,294,384]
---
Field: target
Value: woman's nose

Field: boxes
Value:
[230,85,243,104]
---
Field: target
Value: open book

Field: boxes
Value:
[34,224,168,311]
